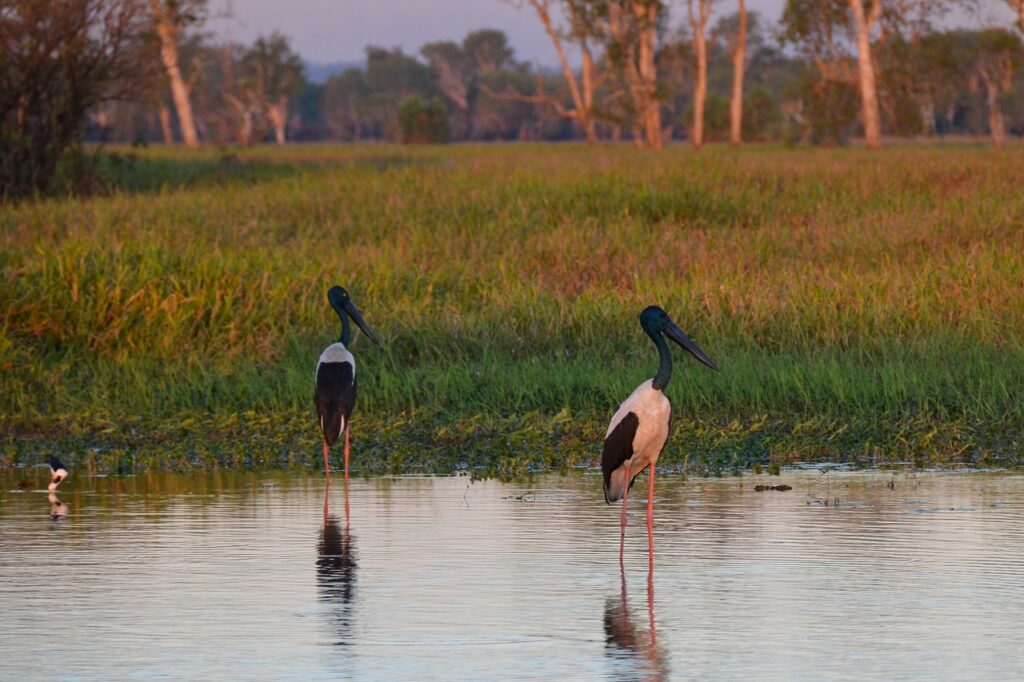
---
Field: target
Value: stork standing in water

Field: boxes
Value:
[315,286,382,482]
[602,306,718,564]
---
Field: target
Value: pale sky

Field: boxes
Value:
[210,1,1014,67]
[210,0,785,65]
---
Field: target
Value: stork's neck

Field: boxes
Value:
[337,309,351,345]
[649,329,672,391]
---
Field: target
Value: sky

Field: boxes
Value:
[209,0,786,66]
[210,1,1016,68]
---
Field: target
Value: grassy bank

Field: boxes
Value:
[2,143,1023,475]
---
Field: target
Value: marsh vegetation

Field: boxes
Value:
[2,143,1022,474]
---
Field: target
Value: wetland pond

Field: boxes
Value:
[2,468,1023,680]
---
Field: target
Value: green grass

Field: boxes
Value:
[2,142,1023,475]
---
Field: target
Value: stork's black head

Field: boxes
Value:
[327,285,382,348]
[640,305,718,371]
[327,286,350,310]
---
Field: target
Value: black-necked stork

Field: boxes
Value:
[602,306,718,563]
[315,286,382,482]
[48,457,68,492]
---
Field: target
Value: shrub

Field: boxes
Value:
[397,97,450,144]
[0,0,152,200]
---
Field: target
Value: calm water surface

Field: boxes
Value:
[2,468,1023,680]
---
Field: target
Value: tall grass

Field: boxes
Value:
[2,143,1022,472]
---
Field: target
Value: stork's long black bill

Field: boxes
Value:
[343,300,383,348]
[664,321,718,371]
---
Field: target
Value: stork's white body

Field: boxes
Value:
[318,342,355,372]
[604,380,671,501]
[316,342,355,440]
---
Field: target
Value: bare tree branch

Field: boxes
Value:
[480,67,573,120]
[509,0,601,141]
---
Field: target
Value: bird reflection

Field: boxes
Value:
[48,491,68,523]
[604,566,670,681]
[317,480,357,646]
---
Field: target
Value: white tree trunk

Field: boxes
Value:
[151,4,199,148]
[730,0,747,146]
[918,98,935,136]
[985,83,1006,149]
[971,50,1012,150]
[239,113,253,146]
[580,41,598,143]
[158,103,174,144]
[636,3,662,149]
[849,0,883,149]
[268,100,288,145]
[693,29,707,148]
[350,102,361,142]
[688,0,713,148]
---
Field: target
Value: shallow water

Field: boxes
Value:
[2,468,1023,681]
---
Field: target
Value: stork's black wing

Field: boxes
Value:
[315,362,356,446]
[601,412,639,503]
[49,457,67,473]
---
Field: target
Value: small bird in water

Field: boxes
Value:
[602,306,718,564]
[48,457,69,492]
[315,286,382,482]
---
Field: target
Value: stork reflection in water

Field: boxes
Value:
[48,491,68,522]
[318,482,357,646]
[604,565,669,681]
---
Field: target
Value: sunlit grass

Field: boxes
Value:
[2,143,1022,473]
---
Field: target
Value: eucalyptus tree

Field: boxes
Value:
[488,2,603,141]
[510,0,665,146]
[421,30,514,139]
[603,0,666,148]
[147,0,207,146]
[969,29,1022,149]
[462,29,516,74]
[729,0,748,145]
[421,40,473,136]
[781,0,967,149]
[687,0,717,147]
[322,69,368,141]
[362,47,437,141]
[237,33,304,144]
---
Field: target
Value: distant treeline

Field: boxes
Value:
[93,2,1024,149]
[2,1,1023,197]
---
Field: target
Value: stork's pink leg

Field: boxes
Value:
[647,566,657,645]
[323,441,331,481]
[323,476,330,522]
[619,461,631,563]
[344,424,350,483]
[647,463,656,574]
[343,473,351,530]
